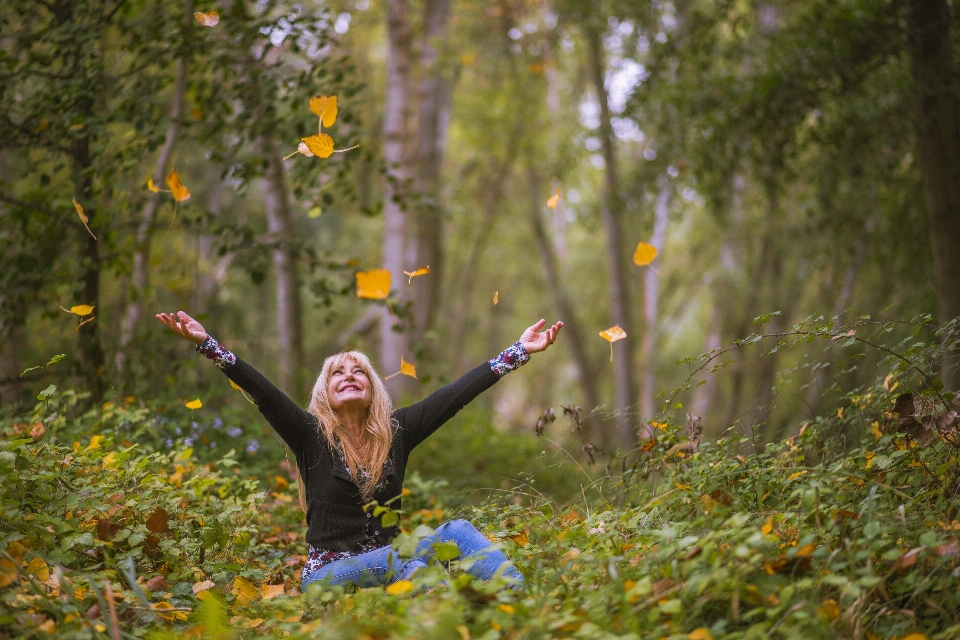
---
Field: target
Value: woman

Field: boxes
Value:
[156,310,562,591]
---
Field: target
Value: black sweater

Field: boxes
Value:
[220,356,501,551]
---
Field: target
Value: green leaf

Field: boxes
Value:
[37,384,56,400]
[432,540,460,562]
[19,365,41,377]
[46,354,66,366]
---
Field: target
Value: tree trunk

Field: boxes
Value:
[907,0,960,388]
[525,162,604,441]
[380,0,414,393]
[410,0,452,340]
[585,26,635,445]
[116,13,190,380]
[639,178,671,425]
[260,136,304,398]
[73,137,105,400]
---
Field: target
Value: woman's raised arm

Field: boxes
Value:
[155,310,314,451]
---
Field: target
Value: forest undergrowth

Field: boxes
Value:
[3,319,960,639]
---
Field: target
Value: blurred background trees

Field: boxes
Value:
[2,0,958,457]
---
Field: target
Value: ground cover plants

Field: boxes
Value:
[2,318,960,639]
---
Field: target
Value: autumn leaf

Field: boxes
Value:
[26,557,49,582]
[229,379,255,405]
[72,197,97,240]
[818,599,840,620]
[600,325,627,362]
[146,508,169,533]
[761,517,774,535]
[0,559,18,588]
[795,543,816,557]
[152,601,188,622]
[61,304,95,317]
[509,530,529,547]
[185,399,202,410]
[231,576,260,606]
[75,316,96,332]
[85,435,104,451]
[301,133,335,159]
[688,629,713,640]
[309,95,338,129]
[147,178,159,193]
[356,269,391,299]
[673,481,690,492]
[498,604,515,614]
[385,580,414,595]
[166,169,191,202]
[402,266,430,284]
[384,355,417,381]
[260,583,285,600]
[547,188,562,209]
[194,10,220,26]
[492,290,499,305]
[633,242,658,266]
[192,580,215,594]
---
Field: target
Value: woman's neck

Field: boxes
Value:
[338,408,367,448]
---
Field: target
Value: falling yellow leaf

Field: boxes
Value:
[301,133,335,159]
[147,178,159,193]
[185,399,202,410]
[27,557,50,582]
[385,580,414,595]
[633,241,658,266]
[61,304,95,316]
[356,269,391,299]
[166,169,191,202]
[194,10,220,26]
[787,470,807,481]
[492,291,499,305]
[761,517,774,535]
[600,325,627,362]
[688,629,713,640]
[547,188,561,209]
[402,266,430,284]
[75,316,96,332]
[309,95,338,129]
[871,421,883,441]
[231,576,260,606]
[400,355,417,379]
[229,379,255,405]
[72,197,97,240]
[260,583,285,600]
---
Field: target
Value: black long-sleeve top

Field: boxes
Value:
[197,337,530,552]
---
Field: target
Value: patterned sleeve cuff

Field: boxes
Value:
[488,341,530,377]
[196,335,237,369]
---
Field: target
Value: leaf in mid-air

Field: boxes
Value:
[309,95,338,128]
[165,169,191,202]
[185,399,202,410]
[355,269,391,299]
[400,355,417,379]
[147,178,159,193]
[632,242,658,266]
[547,188,562,209]
[492,290,499,305]
[402,266,430,284]
[301,134,335,158]
[194,10,219,26]
[599,325,627,362]
[61,304,95,316]
[72,197,97,240]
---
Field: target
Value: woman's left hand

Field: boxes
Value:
[519,319,564,354]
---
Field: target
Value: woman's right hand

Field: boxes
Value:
[155,310,208,345]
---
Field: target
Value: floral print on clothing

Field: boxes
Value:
[488,341,530,377]
[303,538,386,577]
[196,335,237,369]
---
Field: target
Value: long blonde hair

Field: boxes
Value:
[303,350,396,502]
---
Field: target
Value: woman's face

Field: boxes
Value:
[326,356,373,414]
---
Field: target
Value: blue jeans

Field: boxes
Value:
[300,519,524,591]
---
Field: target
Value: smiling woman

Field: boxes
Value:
[155,310,562,593]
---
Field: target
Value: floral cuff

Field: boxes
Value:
[488,342,530,377]
[196,335,236,369]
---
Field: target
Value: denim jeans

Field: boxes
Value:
[300,519,524,591]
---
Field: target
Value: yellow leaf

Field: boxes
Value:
[102,451,120,469]
[309,95,338,128]
[865,451,876,469]
[900,635,928,640]
[61,304,95,316]
[147,178,159,193]
[185,399,202,410]
[795,543,816,557]
[509,530,529,547]
[27,557,49,582]
[819,598,840,620]
[547,188,561,209]
[192,579,215,594]
[260,583,285,600]
[872,421,883,441]
[243,618,265,628]
[274,475,289,490]
[72,197,97,240]
[633,241,658,266]
[400,355,417,379]
[402,266,431,284]
[761,517,773,535]
[152,601,189,622]
[166,169,191,202]
[688,629,713,640]
[456,625,471,640]
[231,576,260,606]
[229,379,242,391]
[75,315,96,332]
[38,619,56,634]
[385,579,414,595]
[85,435,103,451]
[498,604,514,614]
[673,481,690,492]
[301,133,335,159]
[193,10,220,26]
[356,269,391,299]
[492,291,499,305]
[0,559,18,587]
[787,470,807,481]
[600,325,627,343]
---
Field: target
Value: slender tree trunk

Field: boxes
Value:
[116,13,190,380]
[380,0,414,392]
[640,178,671,425]
[195,172,225,313]
[525,162,604,441]
[260,137,304,398]
[907,0,960,388]
[586,26,635,444]
[73,137,105,400]
[410,0,452,339]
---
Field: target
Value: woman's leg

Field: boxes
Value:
[416,519,524,584]
[301,545,427,591]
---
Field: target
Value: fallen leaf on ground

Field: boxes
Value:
[232,576,260,605]
[192,580,215,594]
[260,583,284,600]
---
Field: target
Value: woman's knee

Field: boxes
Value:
[437,519,477,538]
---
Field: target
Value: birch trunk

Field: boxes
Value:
[586,26,635,445]
[639,179,671,426]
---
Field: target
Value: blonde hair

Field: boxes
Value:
[301,350,396,504]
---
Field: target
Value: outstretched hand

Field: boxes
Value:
[155,311,208,346]
[518,319,563,355]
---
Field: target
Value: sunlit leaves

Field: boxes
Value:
[193,10,220,26]
[72,197,96,240]
[402,266,430,284]
[547,188,562,209]
[600,325,627,362]
[309,95,338,128]
[356,269,391,299]
[633,242,658,266]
